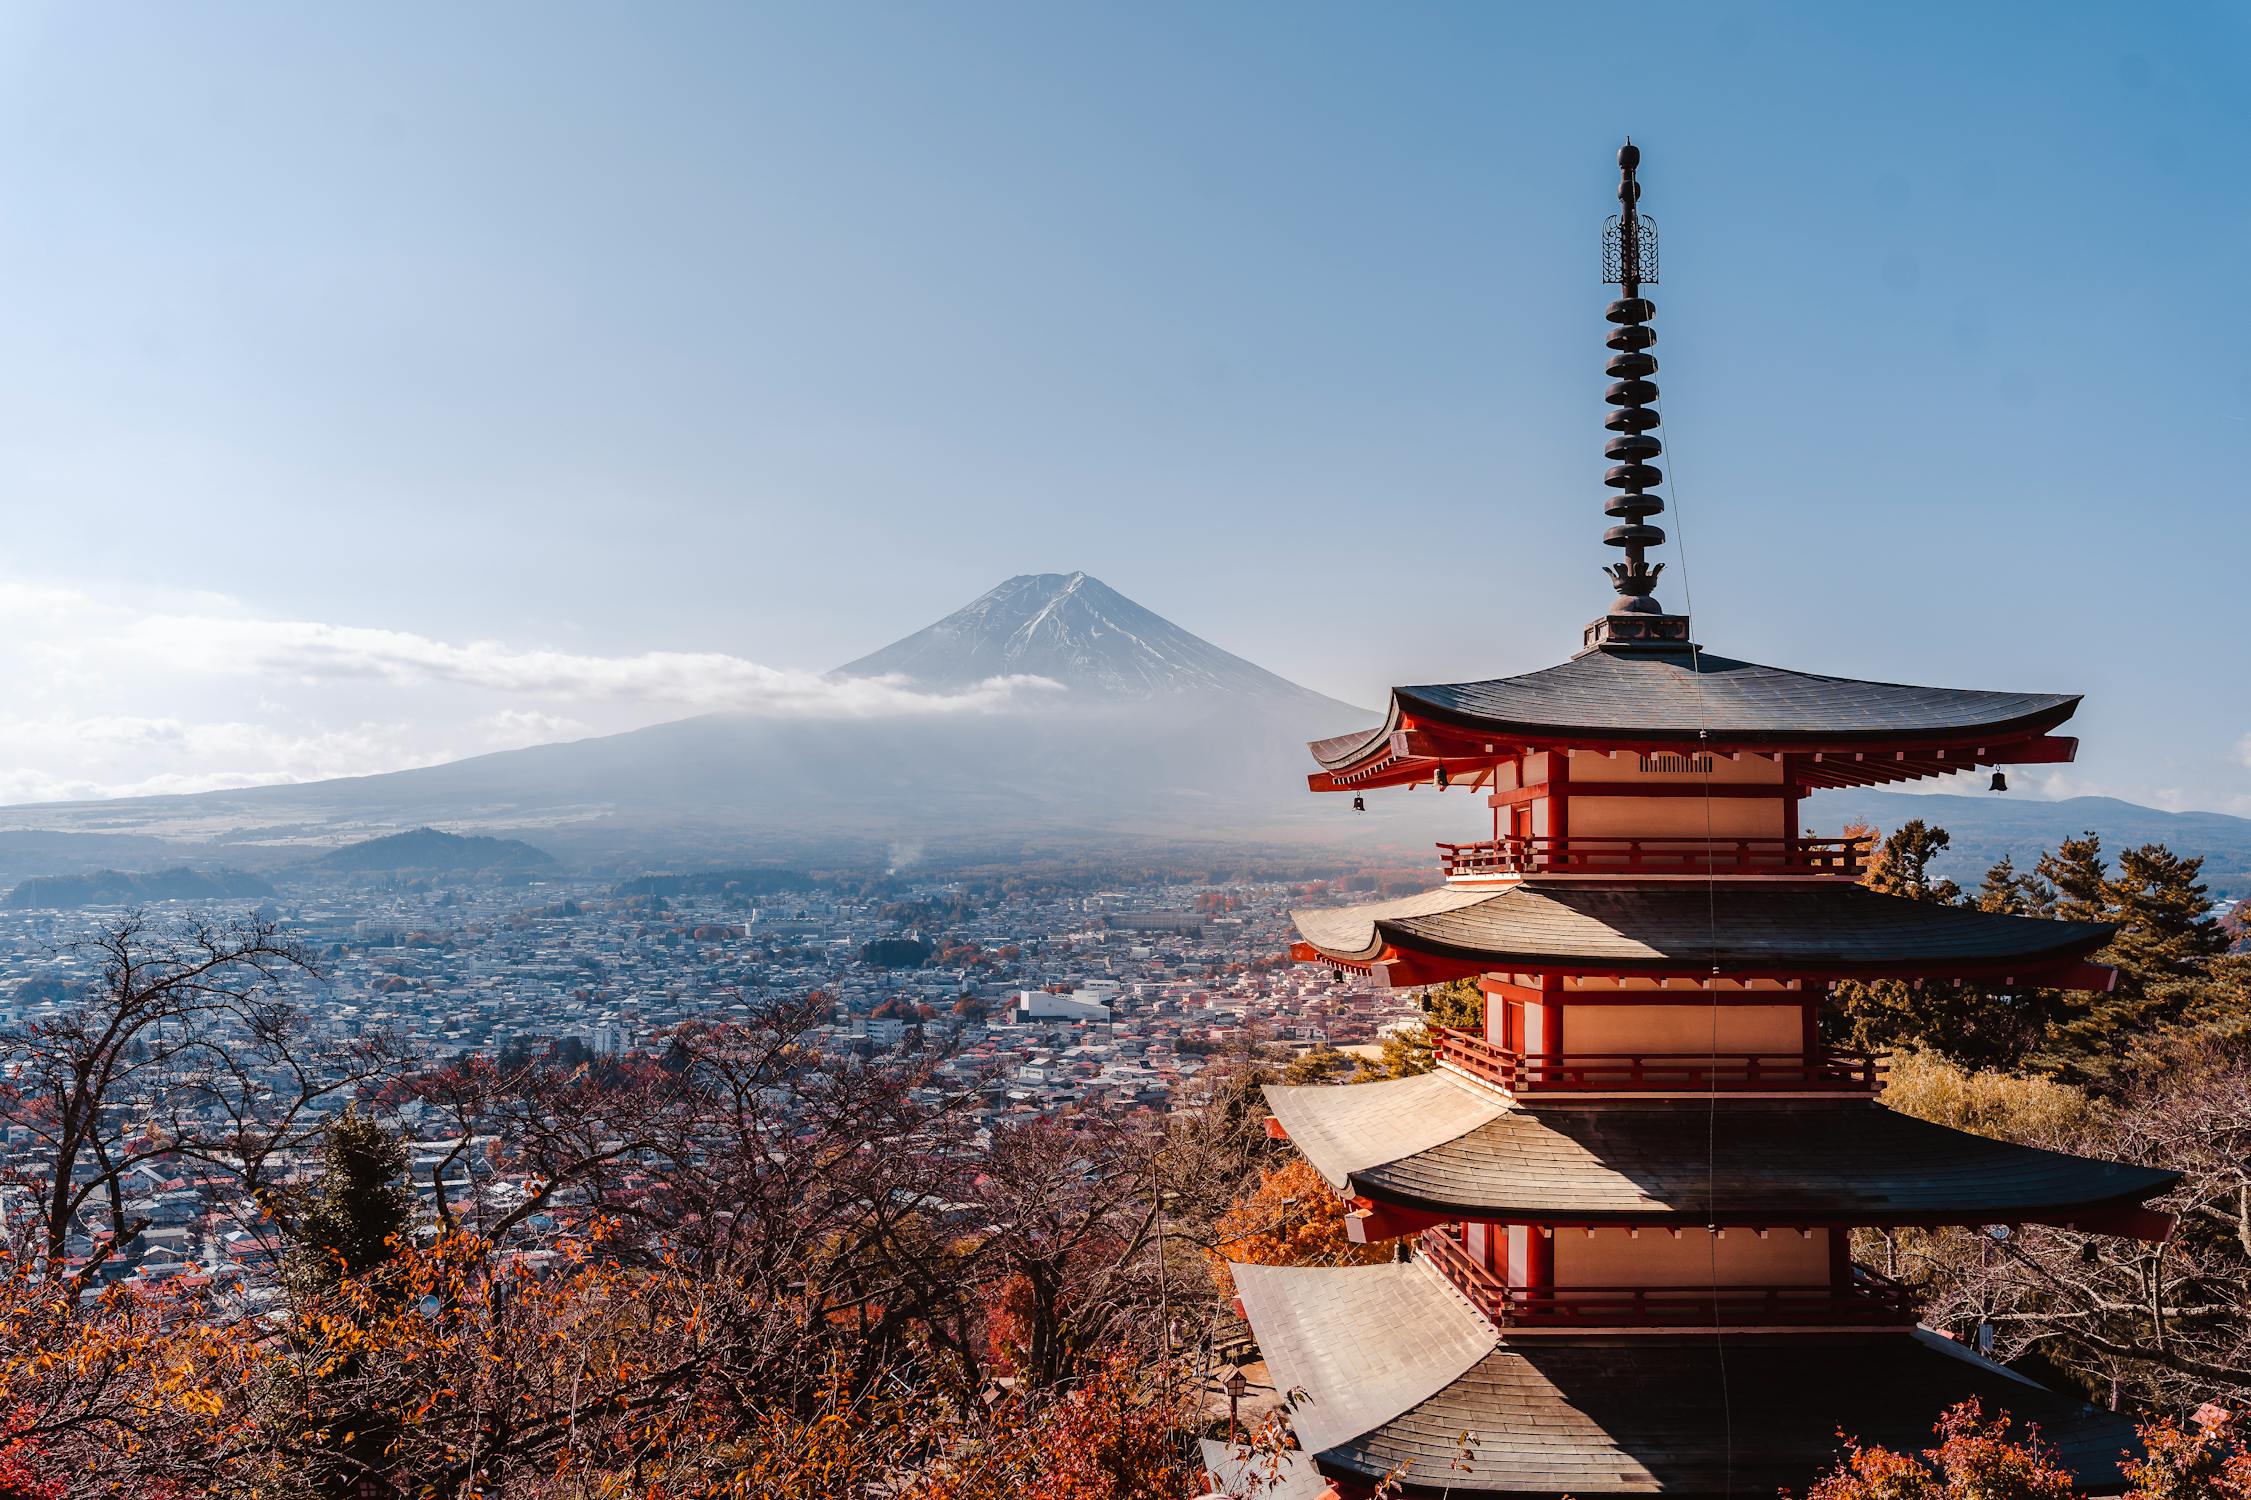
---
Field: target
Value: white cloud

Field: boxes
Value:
[112,611,1058,717]
[0,579,1061,804]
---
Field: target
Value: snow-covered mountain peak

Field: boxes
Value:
[832,572,1351,708]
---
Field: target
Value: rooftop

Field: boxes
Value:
[1264,1071,2177,1227]
[1233,1260,2139,1497]
[1289,880,2115,983]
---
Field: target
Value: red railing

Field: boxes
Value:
[1419,1224,1917,1329]
[1437,834,1870,879]
[1430,1025,1884,1095]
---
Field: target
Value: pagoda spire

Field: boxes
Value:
[1584,140,1690,650]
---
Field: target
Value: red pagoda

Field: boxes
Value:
[1230,144,2177,1497]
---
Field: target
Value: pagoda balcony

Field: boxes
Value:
[1431,1025,1885,1096]
[1437,833,1871,880]
[1418,1223,1918,1331]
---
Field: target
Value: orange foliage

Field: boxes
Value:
[1800,1400,2091,1500]
[1802,1400,2251,1500]
[2123,1411,2251,1500]
[1207,1156,1386,1296]
[901,1354,1193,1500]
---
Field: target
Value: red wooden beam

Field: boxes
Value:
[1345,1199,1451,1243]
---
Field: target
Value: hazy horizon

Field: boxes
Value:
[0,4,2243,814]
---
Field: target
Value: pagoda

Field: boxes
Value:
[1231,145,2178,1497]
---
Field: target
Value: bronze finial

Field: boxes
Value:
[1599,139,1667,616]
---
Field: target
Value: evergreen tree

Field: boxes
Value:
[289,1106,414,1291]
[1865,820,1963,905]
[2034,832,2109,924]
[283,1108,415,1498]
[1975,853,2045,916]
[2105,843,2228,991]
[1372,978,1485,1078]
[1830,823,2035,1065]
[1281,1044,1354,1086]
[2037,841,2231,1078]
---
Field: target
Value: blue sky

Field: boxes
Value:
[0,3,2244,809]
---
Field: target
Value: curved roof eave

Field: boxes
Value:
[1305,647,2084,775]
[1291,883,2116,976]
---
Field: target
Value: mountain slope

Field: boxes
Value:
[1807,790,2251,900]
[834,571,1349,708]
[0,573,1400,858]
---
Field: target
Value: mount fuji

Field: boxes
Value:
[835,571,1341,706]
[0,574,1415,864]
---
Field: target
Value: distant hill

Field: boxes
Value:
[0,831,199,889]
[303,828,559,875]
[4,867,276,911]
[1808,791,2251,900]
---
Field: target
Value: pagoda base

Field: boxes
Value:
[1231,1260,2137,1497]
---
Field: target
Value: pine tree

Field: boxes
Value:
[1372,978,1485,1079]
[1975,853,2045,916]
[2105,843,2227,992]
[2034,832,2109,924]
[1865,820,1963,905]
[281,1108,416,1498]
[1831,823,2031,1064]
[289,1106,414,1292]
[2037,841,2230,1078]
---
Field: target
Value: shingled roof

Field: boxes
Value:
[1291,881,2113,977]
[1312,646,2080,769]
[1265,1073,2178,1224]
[1237,1261,2139,1496]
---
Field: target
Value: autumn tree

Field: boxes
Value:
[2122,1409,2251,1500]
[1800,1400,2251,1500]
[1896,1037,2251,1410]
[0,912,395,1272]
[1208,1156,1387,1296]
[1799,1400,2081,1500]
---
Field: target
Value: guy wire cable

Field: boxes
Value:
[1666,343,1736,1500]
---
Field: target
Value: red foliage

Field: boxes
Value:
[2123,1409,2251,1500]
[1803,1400,2078,1500]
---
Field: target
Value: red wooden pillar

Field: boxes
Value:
[1550,748,1571,848]
[1542,973,1565,1062]
[1527,1223,1554,1293]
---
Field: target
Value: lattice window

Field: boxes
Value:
[1637,752,1714,774]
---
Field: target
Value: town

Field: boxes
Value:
[0,856,1419,1300]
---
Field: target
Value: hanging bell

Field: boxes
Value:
[1989,771,2008,792]
[1435,765,1450,789]
[1352,795,1366,814]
